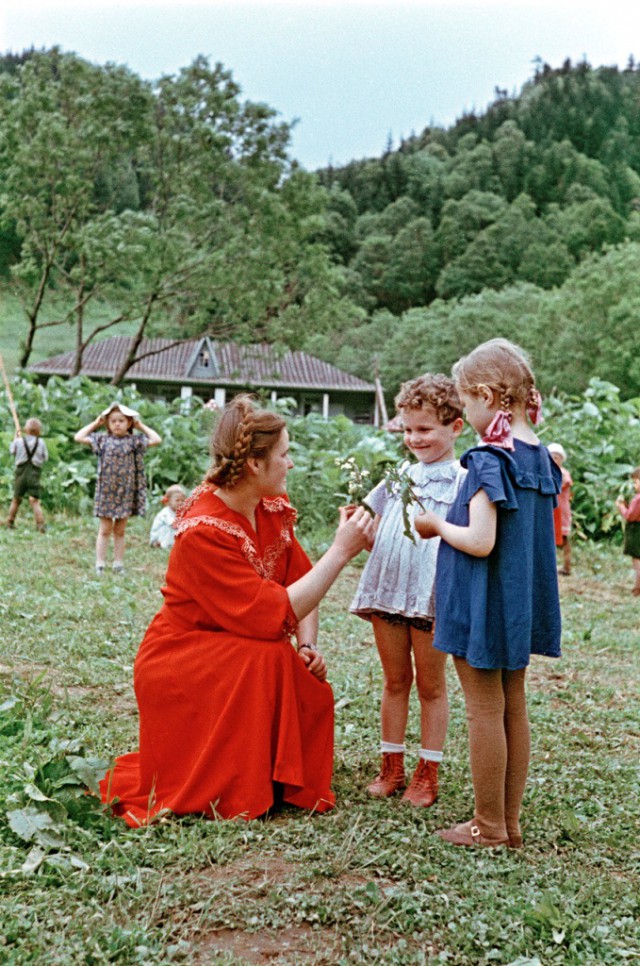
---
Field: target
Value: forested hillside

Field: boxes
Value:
[310,58,640,398]
[1,51,639,399]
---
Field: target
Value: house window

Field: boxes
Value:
[198,350,210,368]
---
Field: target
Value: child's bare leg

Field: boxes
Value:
[112,518,128,567]
[562,537,571,575]
[372,616,413,743]
[451,657,508,841]
[401,627,448,806]
[632,558,640,594]
[6,497,20,526]
[412,628,448,751]
[96,517,114,566]
[502,668,530,846]
[29,497,45,531]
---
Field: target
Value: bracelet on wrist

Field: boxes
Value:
[298,642,318,652]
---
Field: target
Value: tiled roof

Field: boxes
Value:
[29,336,375,393]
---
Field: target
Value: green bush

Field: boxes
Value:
[1,373,638,540]
[537,379,640,539]
[0,375,215,515]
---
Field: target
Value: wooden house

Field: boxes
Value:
[29,335,380,424]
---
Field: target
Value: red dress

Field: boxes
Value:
[100,485,335,825]
[553,468,573,546]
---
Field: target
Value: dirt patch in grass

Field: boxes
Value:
[184,855,422,964]
[186,856,337,963]
[0,661,135,713]
[193,922,337,965]
[562,574,628,605]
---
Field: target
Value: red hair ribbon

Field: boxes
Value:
[482,410,515,450]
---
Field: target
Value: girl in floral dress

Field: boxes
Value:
[75,402,161,574]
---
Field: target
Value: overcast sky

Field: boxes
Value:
[2,1,639,170]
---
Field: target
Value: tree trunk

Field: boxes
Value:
[71,279,86,376]
[18,265,52,368]
[110,293,158,386]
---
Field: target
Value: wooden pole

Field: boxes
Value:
[373,364,388,429]
[0,352,22,437]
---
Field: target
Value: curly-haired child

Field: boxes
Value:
[350,374,464,807]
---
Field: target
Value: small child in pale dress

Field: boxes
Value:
[350,374,464,807]
[149,484,187,550]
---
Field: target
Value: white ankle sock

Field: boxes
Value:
[380,741,406,754]
[419,748,443,762]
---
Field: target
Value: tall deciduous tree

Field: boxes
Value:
[0,48,153,367]
[0,50,357,380]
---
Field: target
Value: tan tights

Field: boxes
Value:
[454,658,529,842]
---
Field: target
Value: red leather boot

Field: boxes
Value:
[402,759,439,807]
[366,752,406,797]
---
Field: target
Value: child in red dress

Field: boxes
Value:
[548,443,573,576]
[615,467,640,596]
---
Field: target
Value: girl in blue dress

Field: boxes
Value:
[416,339,561,848]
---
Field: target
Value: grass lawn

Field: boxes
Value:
[0,518,638,964]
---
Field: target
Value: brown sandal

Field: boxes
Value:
[435,820,509,848]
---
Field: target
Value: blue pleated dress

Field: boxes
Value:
[433,441,562,670]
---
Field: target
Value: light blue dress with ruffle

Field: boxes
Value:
[350,460,464,622]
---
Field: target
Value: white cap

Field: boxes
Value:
[101,401,139,420]
[547,443,567,460]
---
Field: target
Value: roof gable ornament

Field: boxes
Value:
[187,337,219,379]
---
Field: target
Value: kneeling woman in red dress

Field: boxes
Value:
[100,395,375,825]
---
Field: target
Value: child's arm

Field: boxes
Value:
[415,489,497,558]
[74,415,105,444]
[617,493,640,522]
[134,419,162,447]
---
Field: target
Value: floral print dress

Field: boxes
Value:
[89,433,149,519]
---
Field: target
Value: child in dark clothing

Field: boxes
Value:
[6,417,48,532]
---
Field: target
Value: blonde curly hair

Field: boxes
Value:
[395,373,463,426]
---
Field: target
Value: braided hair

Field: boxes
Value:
[453,338,538,416]
[205,395,286,489]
